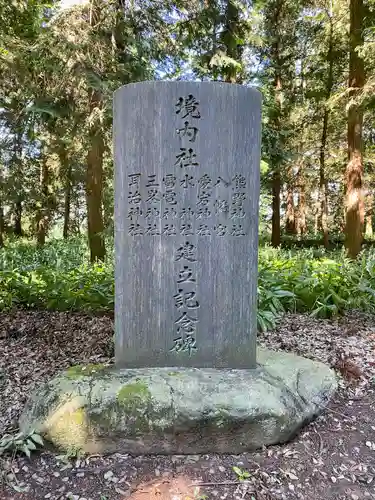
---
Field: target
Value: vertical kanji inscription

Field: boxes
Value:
[171,95,202,354]
[115,82,261,369]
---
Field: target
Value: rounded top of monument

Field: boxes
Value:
[113,80,262,100]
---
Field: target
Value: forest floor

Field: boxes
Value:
[0,311,374,500]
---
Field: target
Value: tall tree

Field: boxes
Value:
[345,0,365,257]
[261,0,300,247]
[84,1,106,262]
[62,157,72,239]
[285,167,296,234]
[86,89,106,262]
[318,2,335,249]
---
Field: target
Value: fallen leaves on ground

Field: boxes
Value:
[0,309,375,499]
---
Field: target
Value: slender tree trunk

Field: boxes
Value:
[36,160,50,246]
[63,165,72,239]
[345,0,365,258]
[56,136,72,239]
[271,170,281,246]
[314,207,319,235]
[36,218,48,246]
[285,171,296,234]
[62,150,72,239]
[0,205,4,248]
[297,178,307,236]
[271,75,282,246]
[75,199,81,236]
[318,9,334,249]
[270,0,283,247]
[86,91,106,262]
[365,191,373,238]
[14,199,22,236]
[295,45,306,239]
[13,129,23,237]
[295,165,305,236]
[86,1,106,262]
[319,113,330,248]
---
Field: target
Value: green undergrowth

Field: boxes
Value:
[0,238,114,312]
[257,245,375,330]
[1,238,375,331]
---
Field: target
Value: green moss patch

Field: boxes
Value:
[117,381,151,406]
[65,363,107,379]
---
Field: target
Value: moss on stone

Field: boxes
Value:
[167,371,183,377]
[46,407,89,455]
[117,381,151,405]
[90,405,120,430]
[65,364,106,379]
[112,381,152,435]
[71,408,86,425]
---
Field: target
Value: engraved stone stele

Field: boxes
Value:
[114,81,261,368]
[19,82,338,457]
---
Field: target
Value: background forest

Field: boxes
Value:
[1,0,375,329]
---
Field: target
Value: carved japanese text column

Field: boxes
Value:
[114,82,261,368]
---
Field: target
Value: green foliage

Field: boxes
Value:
[232,466,250,481]
[2,239,375,332]
[57,445,84,461]
[257,245,375,328]
[191,488,208,500]
[0,238,114,312]
[0,430,44,458]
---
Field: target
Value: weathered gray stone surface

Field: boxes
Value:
[114,82,261,368]
[19,348,337,455]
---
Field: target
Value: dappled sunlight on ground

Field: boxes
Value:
[127,475,202,500]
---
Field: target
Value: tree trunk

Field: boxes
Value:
[285,173,296,234]
[319,120,329,249]
[74,197,82,236]
[62,157,72,240]
[14,199,22,236]
[271,73,282,247]
[270,0,283,248]
[365,191,373,238]
[296,177,306,236]
[13,129,23,237]
[86,1,106,263]
[318,9,334,250]
[86,91,106,262]
[345,0,365,258]
[0,205,4,248]
[271,170,281,246]
[36,160,50,246]
[36,217,48,246]
[319,105,330,248]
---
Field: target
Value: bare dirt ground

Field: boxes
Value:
[0,310,374,500]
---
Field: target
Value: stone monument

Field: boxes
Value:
[114,81,260,368]
[20,82,337,456]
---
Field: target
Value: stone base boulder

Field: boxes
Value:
[19,348,337,455]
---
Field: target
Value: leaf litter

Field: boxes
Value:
[0,309,374,499]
